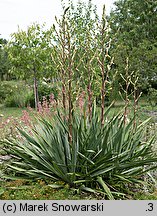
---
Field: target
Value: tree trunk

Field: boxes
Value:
[33,68,39,111]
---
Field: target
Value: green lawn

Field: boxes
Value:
[0,180,93,200]
[0,104,26,119]
[1,179,157,200]
[0,97,154,122]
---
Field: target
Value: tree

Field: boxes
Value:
[7,23,53,110]
[110,0,157,44]
[109,0,157,92]
[0,37,10,80]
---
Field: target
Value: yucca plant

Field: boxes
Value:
[2,106,157,199]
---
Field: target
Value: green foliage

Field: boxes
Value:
[5,90,32,108]
[110,0,157,43]
[0,80,32,105]
[0,80,58,108]
[38,82,58,101]
[6,23,55,109]
[0,81,17,101]
[109,0,157,91]
[3,107,157,199]
[0,81,32,108]
[0,38,11,81]
[28,82,58,108]
[7,23,54,80]
[147,88,157,107]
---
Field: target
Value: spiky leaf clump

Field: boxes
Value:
[3,108,157,199]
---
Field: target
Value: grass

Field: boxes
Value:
[0,180,92,200]
[0,100,157,200]
[0,104,26,119]
[0,179,157,200]
[0,96,154,123]
[0,104,27,144]
[134,192,157,200]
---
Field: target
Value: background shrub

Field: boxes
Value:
[0,81,18,102]
[147,87,157,107]
[5,89,32,108]
[1,80,58,108]
[3,81,32,108]
[28,82,58,108]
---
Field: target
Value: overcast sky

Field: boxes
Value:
[0,0,115,39]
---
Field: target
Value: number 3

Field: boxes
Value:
[148,203,153,211]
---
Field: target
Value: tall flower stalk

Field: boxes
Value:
[85,30,94,121]
[97,5,113,127]
[52,7,77,144]
[52,10,68,112]
[131,73,142,128]
[119,58,133,125]
[123,57,130,125]
[67,21,73,144]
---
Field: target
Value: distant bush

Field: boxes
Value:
[39,82,58,101]
[29,82,58,108]
[147,88,157,107]
[0,81,18,101]
[0,81,32,108]
[1,81,58,108]
[5,89,32,108]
